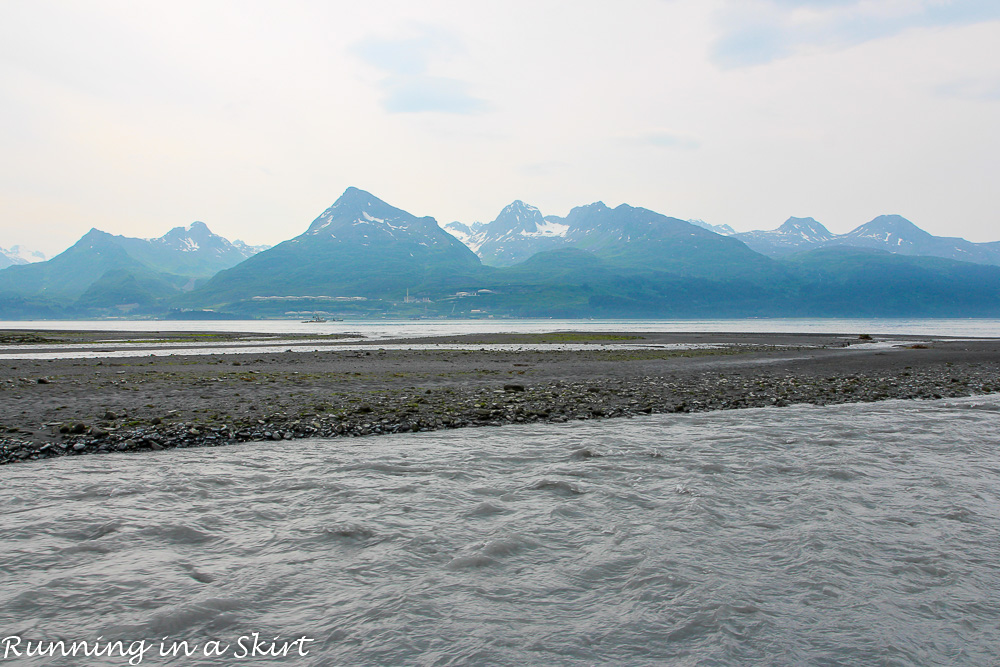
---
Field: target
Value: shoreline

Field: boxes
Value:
[2,331,999,465]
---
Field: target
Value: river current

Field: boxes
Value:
[2,397,999,665]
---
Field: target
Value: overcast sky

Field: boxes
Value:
[2,0,998,255]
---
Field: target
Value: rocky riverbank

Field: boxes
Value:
[2,331,999,465]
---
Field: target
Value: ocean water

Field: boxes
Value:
[2,397,1000,665]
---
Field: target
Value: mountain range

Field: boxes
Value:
[444,200,775,281]
[453,209,1000,269]
[0,222,267,314]
[2,188,999,318]
[730,215,1000,266]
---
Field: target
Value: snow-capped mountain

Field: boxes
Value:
[734,217,836,257]
[461,201,570,266]
[689,220,736,235]
[0,245,46,270]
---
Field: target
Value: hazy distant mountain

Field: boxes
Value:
[734,217,836,257]
[113,221,266,278]
[0,222,265,308]
[688,219,736,235]
[735,214,1000,266]
[232,239,271,256]
[831,215,1000,265]
[0,245,46,270]
[0,229,182,302]
[75,267,186,309]
[189,187,482,306]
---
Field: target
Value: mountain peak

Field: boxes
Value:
[501,199,535,212]
[561,201,609,220]
[79,228,112,242]
[155,220,227,252]
[295,189,480,264]
[848,215,932,242]
[162,220,213,240]
[858,214,923,232]
[776,217,834,241]
[306,188,427,238]
[491,200,546,235]
[331,186,382,210]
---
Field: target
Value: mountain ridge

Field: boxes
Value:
[734,214,1000,266]
[3,189,1000,318]
[0,222,267,308]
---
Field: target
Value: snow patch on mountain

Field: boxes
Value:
[443,221,481,248]
[520,220,569,238]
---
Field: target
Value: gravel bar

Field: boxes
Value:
[2,331,999,465]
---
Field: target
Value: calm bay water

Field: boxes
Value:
[2,397,999,665]
[2,317,1000,339]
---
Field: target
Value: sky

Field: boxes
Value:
[1,0,998,256]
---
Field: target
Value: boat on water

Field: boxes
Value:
[302,314,327,323]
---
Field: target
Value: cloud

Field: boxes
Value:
[381,76,487,114]
[935,76,1000,101]
[353,27,461,76]
[352,26,487,114]
[628,131,700,150]
[519,160,573,176]
[712,0,1000,68]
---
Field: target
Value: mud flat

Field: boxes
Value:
[2,330,999,465]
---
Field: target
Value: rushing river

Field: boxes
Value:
[2,397,1000,665]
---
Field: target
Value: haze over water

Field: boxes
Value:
[3,397,999,665]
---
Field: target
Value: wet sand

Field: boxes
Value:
[2,330,999,465]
